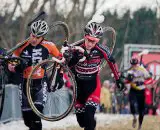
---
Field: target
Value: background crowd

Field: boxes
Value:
[99,79,160,115]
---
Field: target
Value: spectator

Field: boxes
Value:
[110,83,118,113]
[100,80,111,113]
[120,102,130,114]
[145,87,153,115]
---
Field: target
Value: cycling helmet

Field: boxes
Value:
[31,20,49,37]
[130,57,139,65]
[84,22,103,38]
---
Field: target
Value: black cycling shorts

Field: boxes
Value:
[18,78,48,111]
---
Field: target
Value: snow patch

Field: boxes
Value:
[0,114,132,130]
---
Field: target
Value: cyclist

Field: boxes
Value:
[125,57,152,130]
[64,22,125,130]
[8,20,60,130]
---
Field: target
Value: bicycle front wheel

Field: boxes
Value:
[0,67,5,119]
[26,60,77,121]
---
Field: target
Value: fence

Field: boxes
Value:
[0,84,22,123]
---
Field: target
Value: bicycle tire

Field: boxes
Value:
[26,59,77,121]
[153,79,160,107]
[100,26,116,70]
[48,21,70,48]
[0,67,5,119]
[49,21,69,42]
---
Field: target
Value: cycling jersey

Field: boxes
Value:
[69,43,119,80]
[13,40,60,79]
[68,42,119,113]
[126,65,151,90]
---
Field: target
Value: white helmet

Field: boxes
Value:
[84,22,103,38]
[31,20,49,37]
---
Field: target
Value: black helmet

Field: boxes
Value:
[130,57,139,65]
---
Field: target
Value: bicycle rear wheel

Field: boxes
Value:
[0,67,5,119]
[153,79,160,107]
[26,60,77,121]
[47,21,70,49]
[100,26,116,70]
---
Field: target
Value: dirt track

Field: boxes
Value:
[49,116,160,130]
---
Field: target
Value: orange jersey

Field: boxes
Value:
[13,40,60,79]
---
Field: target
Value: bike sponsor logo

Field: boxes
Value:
[21,50,31,58]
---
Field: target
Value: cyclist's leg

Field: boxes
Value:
[75,100,98,130]
[75,75,100,130]
[75,79,88,128]
[22,110,31,128]
[19,79,42,130]
[75,101,85,128]
[129,89,137,128]
[84,105,96,130]
[27,79,47,130]
[22,110,42,130]
[83,75,101,130]
[137,90,145,129]
[75,103,97,130]
[34,79,48,108]
[129,89,137,115]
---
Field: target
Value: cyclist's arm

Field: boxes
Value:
[106,56,119,80]
[42,41,60,57]
[67,51,82,67]
[98,44,119,80]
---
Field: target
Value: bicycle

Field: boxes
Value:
[26,43,86,121]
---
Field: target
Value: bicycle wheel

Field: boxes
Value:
[100,26,116,70]
[0,67,5,119]
[153,79,160,107]
[26,59,77,121]
[47,21,70,49]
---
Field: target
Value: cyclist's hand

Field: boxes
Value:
[8,63,16,72]
[15,63,26,73]
[14,59,28,73]
[127,73,134,81]
[63,50,72,59]
[116,79,126,92]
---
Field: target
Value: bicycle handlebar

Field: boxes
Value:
[52,46,86,64]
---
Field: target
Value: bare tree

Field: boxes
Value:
[48,0,57,24]
[0,0,108,48]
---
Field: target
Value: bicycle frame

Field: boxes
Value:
[26,44,86,121]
